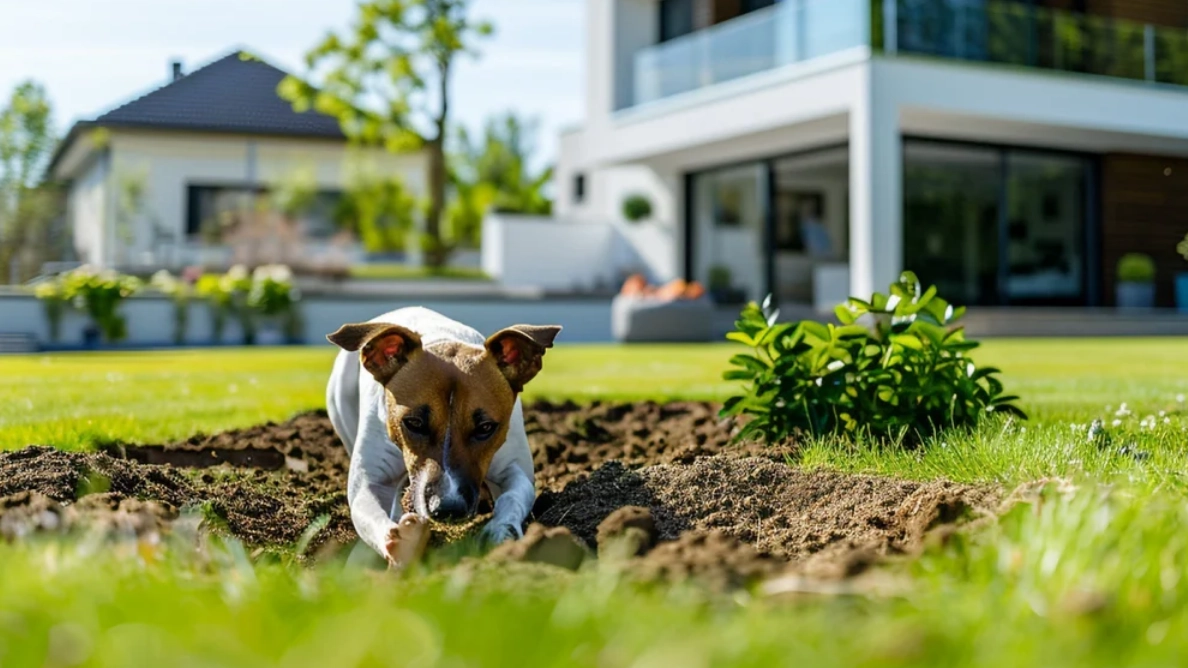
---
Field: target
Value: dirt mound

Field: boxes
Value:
[527,400,793,492]
[0,402,998,589]
[0,427,354,550]
[533,456,996,583]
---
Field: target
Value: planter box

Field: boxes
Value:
[1116,282,1155,310]
[1177,273,1188,314]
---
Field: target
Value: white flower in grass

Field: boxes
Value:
[1178,394,1186,404]
[1140,416,1157,430]
[1116,403,1132,418]
[1165,417,1173,425]
[1159,411,1167,418]
[1112,419,1123,427]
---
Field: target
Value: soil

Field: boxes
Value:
[0,401,999,589]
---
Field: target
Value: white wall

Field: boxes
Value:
[79,130,427,268]
[613,0,658,111]
[482,214,617,291]
[0,293,616,346]
[482,213,676,291]
[68,154,110,266]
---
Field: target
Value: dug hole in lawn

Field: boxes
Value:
[0,401,1001,592]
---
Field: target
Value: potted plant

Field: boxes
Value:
[707,265,746,305]
[1116,253,1156,309]
[621,194,653,223]
[247,264,300,345]
[1177,233,1188,313]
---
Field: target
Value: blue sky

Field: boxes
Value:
[0,0,584,165]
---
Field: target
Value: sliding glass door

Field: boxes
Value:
[1004,152,1089,304]
[903,142,1001,306]
[690,163,769,302]
[903,138,1094,306]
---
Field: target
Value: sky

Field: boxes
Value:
[0,0,585,166]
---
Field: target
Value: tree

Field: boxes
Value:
[280,0,493,267]
[447,112,553,247]
[452,112,552,216]
[0,81,62,283]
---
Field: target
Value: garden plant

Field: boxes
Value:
[722,271,1025,445]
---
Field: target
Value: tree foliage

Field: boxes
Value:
[279,0,493,266]
[0,81,62,283]
[447,112,553,247]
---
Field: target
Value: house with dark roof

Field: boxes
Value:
[49,50,427,270]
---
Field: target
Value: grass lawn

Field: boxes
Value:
[2,339,1188,666]
[347,263,490,281]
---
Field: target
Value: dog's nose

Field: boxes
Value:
[428,495,469,521]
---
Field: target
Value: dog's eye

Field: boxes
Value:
[402,416,428,435]
[473,421,497,441]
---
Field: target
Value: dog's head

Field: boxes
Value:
[328,321,561,521]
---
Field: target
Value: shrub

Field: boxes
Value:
[33,280,69,343]
[1177,233,1188,263]
[248,264,302,341]
[721,271,1025,445]
[621,194,653,222]
[195,273,234,343]
[708,266,732,291]
[56,266,141,343]
[151,270,191,345]
[1117,253,1156,283]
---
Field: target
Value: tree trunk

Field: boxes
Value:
[424,135,447,268]
[423,58,452,269]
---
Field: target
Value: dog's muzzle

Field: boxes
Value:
[414,469,480,521]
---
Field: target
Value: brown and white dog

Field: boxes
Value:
[325,307,561,567]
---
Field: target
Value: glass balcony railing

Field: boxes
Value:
[632,0,869,107]
[891,0,1188,87]
[628,0,1188,110]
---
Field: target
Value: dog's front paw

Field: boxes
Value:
[384,513,429,569]
[479,520,522,547]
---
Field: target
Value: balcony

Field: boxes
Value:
[890,0,1188,87]
[628,0,1188,109]
[632,0,869,107]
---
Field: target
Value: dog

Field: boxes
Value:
[325,306,561,568]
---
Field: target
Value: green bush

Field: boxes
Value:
[151,270,191,345]
[621,194,653,222]
[54,267,141,343]
[1117,253,1156,283]
[721,271,1025,445]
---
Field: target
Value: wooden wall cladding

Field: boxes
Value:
[1100,154,1188,307]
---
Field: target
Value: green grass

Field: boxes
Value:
[347,263,490,281]
[4,339,1188,666]
[4,338,1185,451]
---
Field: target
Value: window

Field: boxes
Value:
[659,0,695,42]
[903,139,1092,306]
[186,185,346,241]
[573,173,586,204]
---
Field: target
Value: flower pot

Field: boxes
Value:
[1177,273,1188,313]
[1116,281,1155,310]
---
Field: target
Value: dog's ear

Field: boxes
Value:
[328,322,423,385]
[484,324,562,393]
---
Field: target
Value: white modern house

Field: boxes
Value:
[532,0,1188,309]
[48,50,426,272]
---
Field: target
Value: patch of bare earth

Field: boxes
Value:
[0,401,998,589]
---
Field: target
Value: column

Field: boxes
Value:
[848,68,902,300]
